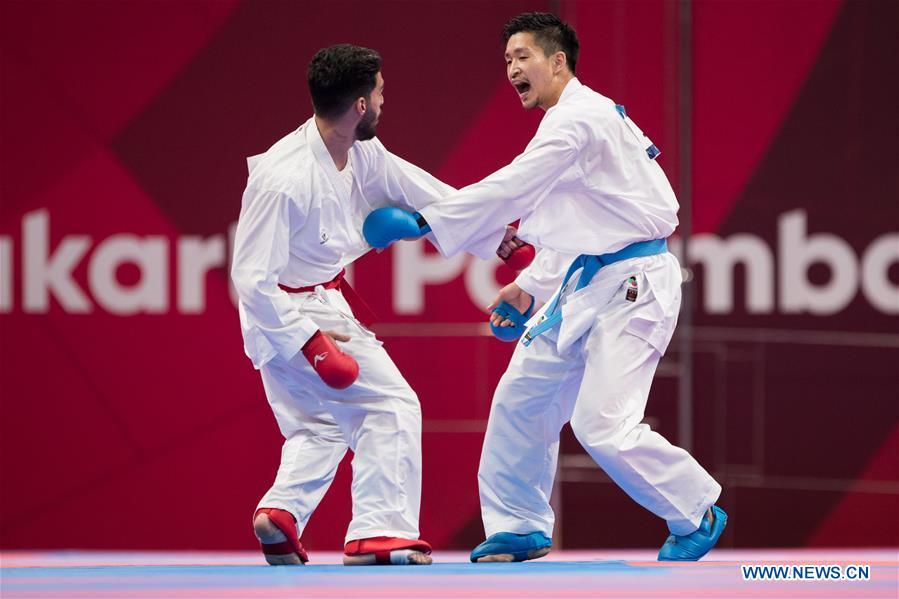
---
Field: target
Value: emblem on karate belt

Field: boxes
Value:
[626,276,638,302]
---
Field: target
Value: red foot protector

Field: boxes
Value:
[344,537,433,565]
[254,508,309,563]
[301,330,359,389]
[504,242,535,271]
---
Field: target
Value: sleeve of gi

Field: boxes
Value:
[514,247,578,304]
[363,138,507,253]
[230,187,319,361]
[367,138,455,210]
[417,107,589,260]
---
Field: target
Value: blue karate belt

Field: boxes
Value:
[521,238,669,347]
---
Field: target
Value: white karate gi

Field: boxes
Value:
[419,78,721,538]
[231,117,453,543]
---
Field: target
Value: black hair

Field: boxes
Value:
[502,12,579,75]
[307,44,381,119]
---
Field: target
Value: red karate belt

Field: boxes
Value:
[278,269,377,327]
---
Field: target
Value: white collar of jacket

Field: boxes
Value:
[549,76,582,114]
[305,116,354,205]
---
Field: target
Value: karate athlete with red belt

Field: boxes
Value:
[232,44,458,567]
[364,13,727,564]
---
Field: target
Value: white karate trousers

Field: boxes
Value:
[256,287,423,544]
[479,252,721,538]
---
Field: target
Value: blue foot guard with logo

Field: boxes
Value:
[658,505,727,561]
[470,531,552,563]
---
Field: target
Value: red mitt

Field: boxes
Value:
[503,242,536,271]
[301,331,359,389]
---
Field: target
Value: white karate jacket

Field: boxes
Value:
[231,118,453,368]
[420,78,679,303]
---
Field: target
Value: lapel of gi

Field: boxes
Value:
[305,117,352,206]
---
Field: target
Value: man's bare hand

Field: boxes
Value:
[496,225,525,260]
[322,330,350,343]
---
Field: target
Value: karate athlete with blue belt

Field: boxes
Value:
[363,13,726,563]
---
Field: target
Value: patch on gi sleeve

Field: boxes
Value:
[625,276,638,302]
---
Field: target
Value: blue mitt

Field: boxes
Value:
[362,206,429,249]
[489,297,535,342]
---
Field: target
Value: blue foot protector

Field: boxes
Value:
[470,531,552,563]
[489,298,535,342]
[658,505,727,561]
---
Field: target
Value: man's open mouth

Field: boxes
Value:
[513,81,531,95]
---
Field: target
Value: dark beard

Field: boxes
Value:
[354,106,378,141]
